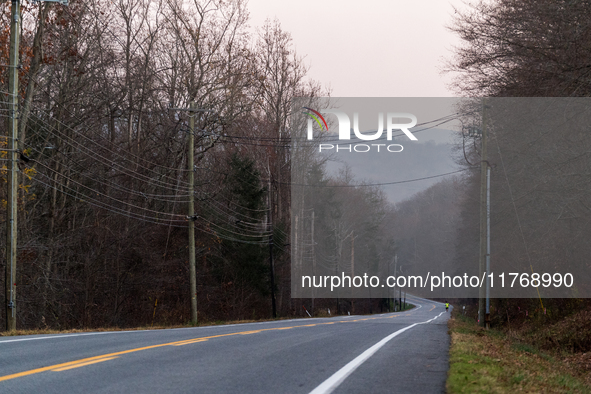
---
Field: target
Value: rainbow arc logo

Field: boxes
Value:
[303,107,328,131]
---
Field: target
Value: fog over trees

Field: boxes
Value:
[3,0,591,330]
[446,0,591,320]
[0,0,326,328]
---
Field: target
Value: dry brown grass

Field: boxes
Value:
[447,314,591,393]
[0,319,279,337]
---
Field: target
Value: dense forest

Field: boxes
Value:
[0,0,330,329]
[0,0,401,330]
[447,0,591,325]
[3,0,591,333]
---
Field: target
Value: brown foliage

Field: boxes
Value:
[447,0,591,97]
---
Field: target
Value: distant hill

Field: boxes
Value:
[324,128,460,204]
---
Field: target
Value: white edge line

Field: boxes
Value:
[309,311,445,394]
[0,316,360,344]
[0,317,337,344]
[0,331,134,343]
[0,296,435,344]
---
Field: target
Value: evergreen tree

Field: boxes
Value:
[212,153,269,299]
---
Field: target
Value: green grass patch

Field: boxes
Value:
[511,342,539,355]
[447,314,591,393]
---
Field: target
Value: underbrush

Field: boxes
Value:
[516,308,591,353]
[447,313,591,393]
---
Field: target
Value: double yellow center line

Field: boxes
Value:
[0,311,420,383]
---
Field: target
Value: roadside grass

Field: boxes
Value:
[0,319,271,337]
[0,306,414,337]
[447,314,591,393]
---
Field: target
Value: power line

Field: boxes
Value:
[31,159,184,218]
[22,140,193,203]
[23,112,193,192]
[30,162,272,243]
[31,156,187,227]
[290,168,471,188]
[23,118,274,236]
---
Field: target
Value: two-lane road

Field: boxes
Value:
[0,296,450,393]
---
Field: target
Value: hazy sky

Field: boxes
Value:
[293,98,462,203]
[247,0,468,97]
[247,1,471,204]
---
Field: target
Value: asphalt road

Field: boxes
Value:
[0,296,450,393]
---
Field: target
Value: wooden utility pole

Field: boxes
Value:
[478,99,488,327]
[351,232,354,277]
[386,256,391,312]
[293,213,298,315]
[311,209,315,314]
[4,0,66,332]
[268,233,276,318]
[485,165,491,329]
[5,0,20,332]
[188,101,197,325]
[351,231,354,314]
[267,172,276,318]
[169,101,214,325]
[393,253,397,311]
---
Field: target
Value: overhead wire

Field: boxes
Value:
[30,173,188,227]
[26,136,273,239]
[26,142,271,238]
[12,5,482,249]
[288,168,472,188]
[23,111,193,192]
[30,164,274,242]
[30,167,273,243]
[25,115,275,236]
[201,200,272,234]
[31,159,184,218]
[22,139,193,203]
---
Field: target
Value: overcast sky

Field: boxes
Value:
[247,0,468,97]
[247,1,470,204]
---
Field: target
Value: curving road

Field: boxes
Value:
[0,296,450,393]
